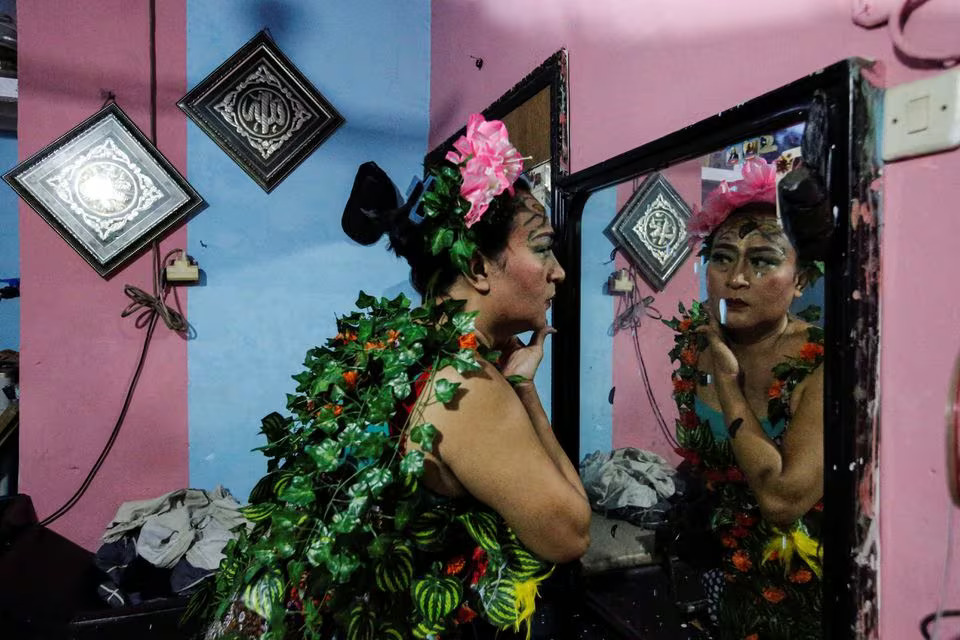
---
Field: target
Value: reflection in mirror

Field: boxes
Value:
[578,122,826,639]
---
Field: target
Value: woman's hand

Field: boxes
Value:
[697,310,741,379]
[497,326,556,383]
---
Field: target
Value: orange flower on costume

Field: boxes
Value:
[812,501,824,512]
[732,550,753,572]
[745,634,760,640]
[721,535,738,549]
[342,371,358,391]
[336,330,357,343]
[789,568,814,584]
[680,347,697,366]
[458,332,478,350]
[320,403,343,417]
[444,555,466,576]
[731,526,750,538]
[469,547,489,585]
[799,342,824,362]
[762,587,787,604]
[387,329,401,343]
[673,378,695,393]
[454,604,478,624]
[678,318,693,332]
[768,379,785,399]
[364,340,386,351]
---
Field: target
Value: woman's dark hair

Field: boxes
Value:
[342,161,531,296]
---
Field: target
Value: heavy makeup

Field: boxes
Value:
[705,210,803,341]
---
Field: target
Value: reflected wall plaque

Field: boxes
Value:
[3,102,205,277]
[178,30,345,193]
[604,172,692,291]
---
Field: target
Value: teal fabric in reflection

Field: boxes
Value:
[694,395,786,441]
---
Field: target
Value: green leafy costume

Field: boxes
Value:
[665,301,824,640]
[191,292,553,640]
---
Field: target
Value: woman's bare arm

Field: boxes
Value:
[416,360,591,563]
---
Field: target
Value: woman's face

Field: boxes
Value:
[705,209,803,333]
[486,192,566,333]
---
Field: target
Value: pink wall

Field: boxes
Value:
[431,1,960,637]
[18,0,188,550]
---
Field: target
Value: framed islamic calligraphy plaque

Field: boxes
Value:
[3,102,205,277]
[603,172,692,291]
[178,30,345,193]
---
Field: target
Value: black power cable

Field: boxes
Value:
[39,0,188,527]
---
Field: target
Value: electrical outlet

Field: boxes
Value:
[166,254,199,283]
[607,269,634,294]
[882,68,960,162]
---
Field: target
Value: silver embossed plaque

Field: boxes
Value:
[4,103,205,277]
[603,172,692,290]
[178,30,345,193]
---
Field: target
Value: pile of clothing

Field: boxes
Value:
[94,486,250,607]
[579,448,676,527]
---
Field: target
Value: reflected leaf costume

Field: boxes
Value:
[666,301,824,640]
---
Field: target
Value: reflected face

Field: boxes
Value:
[705,209,803,331]
[489,192,566,332]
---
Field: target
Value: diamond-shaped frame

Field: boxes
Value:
[178,30,345,193]
[603,172,692,291]
[3,102,205,277]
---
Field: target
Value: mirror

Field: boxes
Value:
[552,59,883,639]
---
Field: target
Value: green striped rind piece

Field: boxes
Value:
[411,576,462,623]
[411,619,446,640]
[502,542,551,580]
[374,544,414,592]
[456,509,500,553]
[478,576,519,627]
[346,604,376,640]
[241,568,284,621]
[399,472,418,498]
[377,624,405,640]
[408,510,448,550]
[239,502,277,523]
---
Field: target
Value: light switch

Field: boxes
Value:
[906,95,929,133]
[882,68,960,162]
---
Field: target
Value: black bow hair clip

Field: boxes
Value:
[341,162,430,246]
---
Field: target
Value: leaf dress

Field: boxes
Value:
[666,301,824,640]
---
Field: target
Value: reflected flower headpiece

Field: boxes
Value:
[687,157,778,242]
[444,113,524,227]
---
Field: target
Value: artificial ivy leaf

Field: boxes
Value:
[410,423,437,453]
[433,378,460,405]
[327,551,361,583]
[241,568,284,621]
[410,306,430,321]
[278,475,315,506]
[356,291,376,309]
[505,375,529,386]
[796,305,822,323]
[400,450,425,477]
[430,228,454,255]
[332,511,360,535]
[451,311,477,334]
[388,375,412,400]
[305,440,342,472]
[451,349,482,374]
[306,527,334,566]
[482,349,501,364]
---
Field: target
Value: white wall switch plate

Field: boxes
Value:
[883,68,960,162]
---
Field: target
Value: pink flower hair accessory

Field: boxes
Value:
[687,157,778,242]
[444,113,524,228]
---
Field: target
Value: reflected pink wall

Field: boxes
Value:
[431,1,960,636]
[18,0,188,550]
[611,160,701,463]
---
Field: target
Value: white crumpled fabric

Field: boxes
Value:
[579,447,676,510]
[102,486,250,570]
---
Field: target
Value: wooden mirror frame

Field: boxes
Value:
[550,59,883,639]
[425,49,570,223]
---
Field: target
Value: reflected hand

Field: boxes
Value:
[696,311,741,379]
[498,326,556,384]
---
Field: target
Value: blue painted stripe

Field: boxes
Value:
[186,0,430,499]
